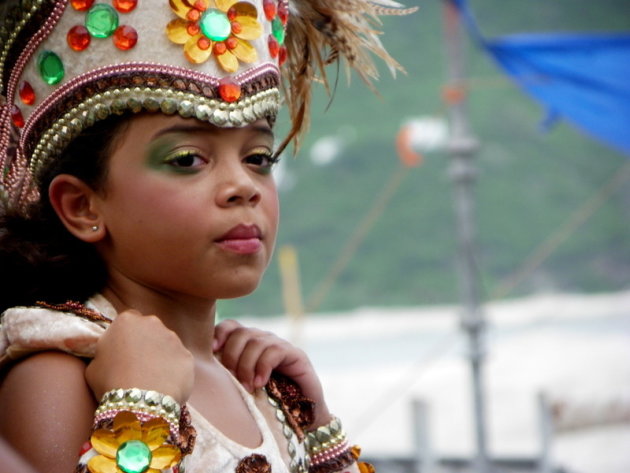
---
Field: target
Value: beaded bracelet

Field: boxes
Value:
[96,388,181,427]
[305,416,355,473]
[305,417,376,473]
[305,416,346,455]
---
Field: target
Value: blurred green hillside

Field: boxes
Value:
[218,0,630,317]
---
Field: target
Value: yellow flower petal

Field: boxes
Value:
[143,418,170,449]
[150,445,182,469]
[231,37,257,63]
[87,455,118,473]
[90,429,119,458]
[184,34,213,64]
[232,1,257,18]
[113,411,141,431]
[167,18,192,44]
[233,16,262,41]
[216,49,239,72]
[169,0,194,19]
[215,0,238,11]
[113,412,142,443]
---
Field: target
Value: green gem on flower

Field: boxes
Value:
[166,0,262,72]
[200,9,231,41]
[117,440,152,473]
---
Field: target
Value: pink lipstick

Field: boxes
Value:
[215,224,262,254]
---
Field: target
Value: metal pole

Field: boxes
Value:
[412,399,436,473]
[442,1,490,472]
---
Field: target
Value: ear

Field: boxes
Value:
[48,174,105,243]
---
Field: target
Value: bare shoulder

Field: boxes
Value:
[0,351,96,473]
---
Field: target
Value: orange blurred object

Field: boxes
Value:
[395,125,423,167]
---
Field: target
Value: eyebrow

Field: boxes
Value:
[151,123,274,141]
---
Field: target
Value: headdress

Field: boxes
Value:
[0,0,416,215]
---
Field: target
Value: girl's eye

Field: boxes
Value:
[245,152,279,173]
[165,151,206,170]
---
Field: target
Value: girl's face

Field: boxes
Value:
[94,114,279,301]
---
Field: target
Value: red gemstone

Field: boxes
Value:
[227,7,237,21]
[112,0,137,13]
[213,42,226,55]
[187,22,200,36]
[263,0,277,21]
[225,37,238,50]
[268,35,279,58]
[113,25,138,50]
[78,441,92,456]
[70,0,94,11]
[198,37,211,50]
[231,21,242,35]
[278,2,289,25]
[11,105,24,128]
[67,25,91,51]
[19,81,35,106]
[278,46,287,66]
[194,0,208,11]
[187,9,200,21]
[218,78,241,103]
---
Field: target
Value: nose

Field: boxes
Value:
[215,162,261,207]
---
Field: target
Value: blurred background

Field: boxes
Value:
[217,0,630,472]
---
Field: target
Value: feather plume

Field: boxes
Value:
[275,0,418,156]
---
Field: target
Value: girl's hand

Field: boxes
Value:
[213,319,332,428]
[85,310,195,405]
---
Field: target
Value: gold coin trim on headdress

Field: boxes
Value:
[29,85,280,177]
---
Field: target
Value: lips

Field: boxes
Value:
[215,224,262,254]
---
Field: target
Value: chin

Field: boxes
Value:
[216,278,263,300]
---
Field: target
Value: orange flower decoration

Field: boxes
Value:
[88,411,181,473]
[167,0,262,72]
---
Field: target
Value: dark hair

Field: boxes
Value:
[0,114,131,313]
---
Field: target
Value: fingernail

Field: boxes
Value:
[254,376,264,388]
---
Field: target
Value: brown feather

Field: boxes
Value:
[279,0,417,154]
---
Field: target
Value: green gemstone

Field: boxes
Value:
[200,9,231,41]
[85,4,119,38]
[38,51,64,85]
[116,440,152,473]
[272,17,285,45]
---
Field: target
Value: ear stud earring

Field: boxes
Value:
[91,225,99,232]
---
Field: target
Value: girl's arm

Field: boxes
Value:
[0,310,195,473]
[0,351,96,473]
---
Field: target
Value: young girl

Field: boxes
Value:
[0,1,415,472]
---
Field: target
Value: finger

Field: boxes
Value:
[251,344,290,389]
[233,335,277,391]
[212,319,242,352]
[219,325,257,373]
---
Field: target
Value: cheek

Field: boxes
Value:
[264,185,280,231]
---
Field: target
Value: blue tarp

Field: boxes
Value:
[453,0,630,157]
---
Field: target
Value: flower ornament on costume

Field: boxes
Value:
[88,411,181,473]
[167,0,262,72]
